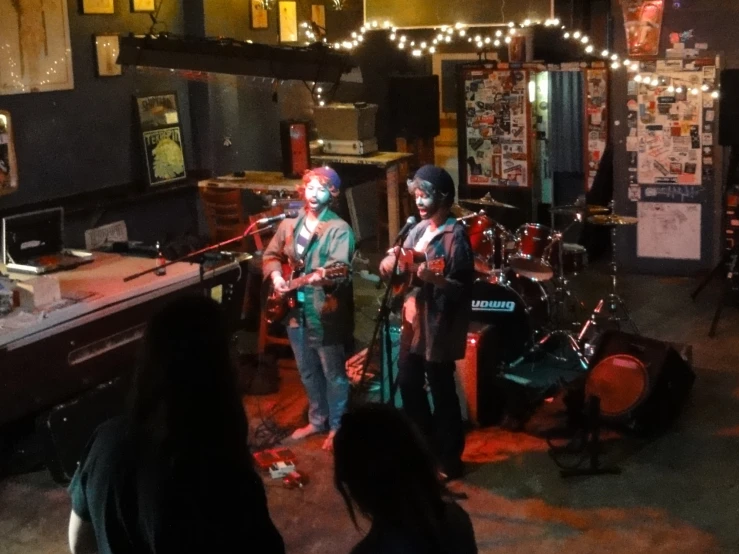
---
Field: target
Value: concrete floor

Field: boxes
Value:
[2,262,739,553]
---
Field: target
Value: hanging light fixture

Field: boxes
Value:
[329,0,348,10]
[260,0,277,11]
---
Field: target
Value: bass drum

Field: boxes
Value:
[469,272,550,362]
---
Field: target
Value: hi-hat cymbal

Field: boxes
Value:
[588,214,639,226]
[551,204,610,216]
[459,193,518,210]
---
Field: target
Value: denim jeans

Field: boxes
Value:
[286,326,349,431]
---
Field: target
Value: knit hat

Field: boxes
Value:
[305,166,342,196]
[412,165,455,205]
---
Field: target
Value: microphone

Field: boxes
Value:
[256,209,299,226]
[394,216,418,244]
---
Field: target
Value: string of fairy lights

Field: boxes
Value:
[301,17,720,99]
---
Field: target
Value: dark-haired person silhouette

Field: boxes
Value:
[68,295,284,554]
[333,403,477,554]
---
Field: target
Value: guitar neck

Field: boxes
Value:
[286,271,318,291]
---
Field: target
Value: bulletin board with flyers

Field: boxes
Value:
[625,60,718,262]
[459,65,532,187]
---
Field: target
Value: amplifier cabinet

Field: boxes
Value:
[455,322,505,426]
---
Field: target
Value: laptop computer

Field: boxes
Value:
[1,207,94,275]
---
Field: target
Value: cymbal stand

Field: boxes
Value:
[546,215,586,330]
[577,205,639,341]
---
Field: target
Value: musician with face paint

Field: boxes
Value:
[379,165,474,481]
[263,167,355,451]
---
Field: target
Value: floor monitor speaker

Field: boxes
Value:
[585,331,695,435]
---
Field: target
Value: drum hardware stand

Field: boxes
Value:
[577,204,639,341]
[507,220,590,371]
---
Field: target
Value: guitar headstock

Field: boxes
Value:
[322,262,350,280]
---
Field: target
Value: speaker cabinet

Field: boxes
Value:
[719,69,739,146]
[388,75,440,138]
[585,331,695,435]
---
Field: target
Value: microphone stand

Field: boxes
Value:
[352,230,410,406]
[122,221,267,282]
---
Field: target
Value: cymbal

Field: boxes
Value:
[450,203,475,218]
[550,204,610,216]
[588,214,639,226]
[459,193,518,210]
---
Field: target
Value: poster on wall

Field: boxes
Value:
[637,201,701,259]
[0,0,74,95]
[585,68,609,190]
[463,68,530,187]
[621,0,664,57]
[632,68,704,186]
[141,127,186,187]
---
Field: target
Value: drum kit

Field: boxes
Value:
[456,194,640,367]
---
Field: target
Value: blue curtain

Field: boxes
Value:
[549,71,584,174]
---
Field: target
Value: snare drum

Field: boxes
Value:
[509,223,556,281]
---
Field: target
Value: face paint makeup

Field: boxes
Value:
[304,178,331,216]
[415,188,439,220]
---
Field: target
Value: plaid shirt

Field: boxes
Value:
[385,217,474,362]
[263,208,355,346]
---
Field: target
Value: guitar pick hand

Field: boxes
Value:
[272,275,289,294]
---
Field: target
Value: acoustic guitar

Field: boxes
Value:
[264,262,350,324]
[390,249,446,298]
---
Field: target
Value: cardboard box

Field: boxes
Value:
[314,103,378,141]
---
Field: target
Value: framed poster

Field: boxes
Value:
[278,1,298,43]
[93,34,122,77]
[80,0,115,14]
[584,68,609,190]
[0,111,18,195]
[141,127,186,186]
[621,0,664,57]
[131,0,156,12]
[0,0,74,95]
[136,93,181,131]
[250,0,269,29]
[311,5,326,30]
[135,94,186,186]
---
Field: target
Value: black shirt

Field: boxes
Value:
[68,416,285,554]
[350,501,477,554]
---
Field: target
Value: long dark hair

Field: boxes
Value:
[333,403,446,542]
[126,295,250,471]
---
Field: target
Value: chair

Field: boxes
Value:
[199,186,248,251]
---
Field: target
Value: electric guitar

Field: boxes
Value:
[389,249,446,298]
[264,262,350,324]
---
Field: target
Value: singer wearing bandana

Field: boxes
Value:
[379,165,474,480]
[263,167,355,451]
